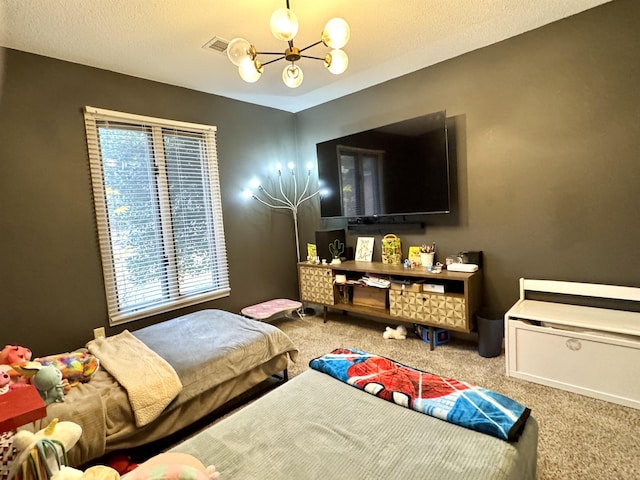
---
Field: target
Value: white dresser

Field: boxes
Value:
[505,278,640,409]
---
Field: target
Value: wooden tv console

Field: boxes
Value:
[297,260,482,349]
[505,278,640,409]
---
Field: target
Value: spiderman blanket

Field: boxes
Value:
[309,348,531,441]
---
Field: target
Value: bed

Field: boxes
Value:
[28,309,299,467]
[170,350,538,480]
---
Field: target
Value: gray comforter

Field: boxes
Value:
[34,309,298,466]
[171,368,538,479]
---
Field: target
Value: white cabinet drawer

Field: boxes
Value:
[508,320,640,409]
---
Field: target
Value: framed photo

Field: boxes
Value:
[355,237,374,262]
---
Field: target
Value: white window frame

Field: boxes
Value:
[84,106,229,325]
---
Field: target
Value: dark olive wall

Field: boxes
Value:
[2,1,639,355]
[0,50,300,356]
[295,0,640,314]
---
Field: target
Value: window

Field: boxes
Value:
[84,107,229,325]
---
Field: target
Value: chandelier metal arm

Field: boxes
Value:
[299,54,326,61]
[261,56,287,66]
[297,40,323,53]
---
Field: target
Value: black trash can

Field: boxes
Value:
[477,310,504,358]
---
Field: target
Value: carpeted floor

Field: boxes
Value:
[270,312,640,480]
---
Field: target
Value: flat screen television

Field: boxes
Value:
[316,110,451,220]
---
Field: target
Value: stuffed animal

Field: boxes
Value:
[0,345,32,365]
[0,367,10,394]
[123,452,220,480]
[0,345,33,384]
[8,418,82,480]
[51,453,221,480]
[37,352,100,387]
[383,325,407,340]
[53,465,120,480]
[31,365,66,404]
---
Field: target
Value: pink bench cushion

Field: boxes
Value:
[241,299,302,320]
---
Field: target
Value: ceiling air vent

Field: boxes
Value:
[203,36,230,55]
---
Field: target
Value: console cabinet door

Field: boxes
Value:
[298,265,335,305]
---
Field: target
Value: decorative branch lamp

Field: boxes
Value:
[243,162,320,262]
[227,0,350,88]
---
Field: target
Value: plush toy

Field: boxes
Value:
[0,367,10,394]
[37,352,100,387]
[8,418,82,480]
[53,465,121,480]
[0,345,32,365]
[383,325,407,340]
[31,365,66,404]
[123,453,220,480]
[50,453,221,480]
[0,345,33,384]
[106,453,138,475]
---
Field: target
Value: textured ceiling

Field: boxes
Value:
[0,0,611,113]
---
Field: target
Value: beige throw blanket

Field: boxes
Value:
[87,330,183,427]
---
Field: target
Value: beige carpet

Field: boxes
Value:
[270,312,640,480]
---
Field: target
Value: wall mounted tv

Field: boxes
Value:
[316,110,451,221]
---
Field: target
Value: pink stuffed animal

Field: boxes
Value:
[0,345,33,384]
[0,345,32,365]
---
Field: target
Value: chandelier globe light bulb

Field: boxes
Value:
[227,38,253,67]
[321,18,350,49]
[325,49,348,75]
[270,8,299,41]
[239,59,263,83]
[282,64,304,88]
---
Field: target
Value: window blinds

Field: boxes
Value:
[84,106,229,325]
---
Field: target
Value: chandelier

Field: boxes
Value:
[226,0,350,88]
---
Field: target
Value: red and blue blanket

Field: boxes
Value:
[309,348,531,441]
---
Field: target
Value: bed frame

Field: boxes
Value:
[170,368,538,479]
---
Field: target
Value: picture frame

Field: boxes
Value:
[355,237,374,262]
[307,243,317,261]
[408,246,422,265]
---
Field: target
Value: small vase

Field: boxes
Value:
[420,252,435,268]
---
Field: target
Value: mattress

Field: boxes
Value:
[170,368,538,479]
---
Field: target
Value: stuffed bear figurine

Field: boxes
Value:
[382,325,407,340]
